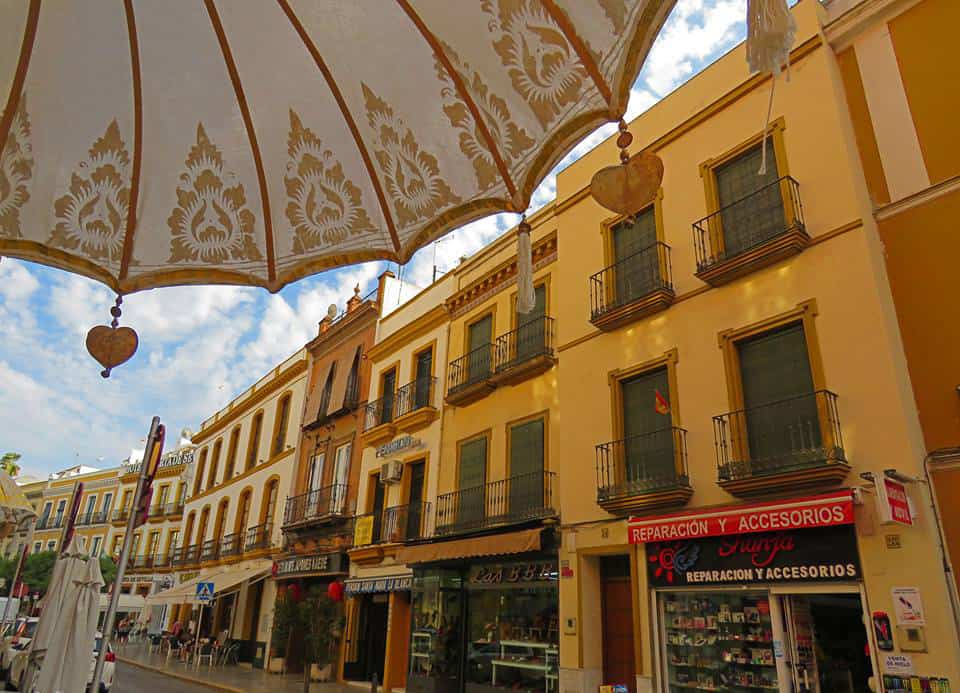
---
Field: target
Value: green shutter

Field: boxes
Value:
[515,285,547,362]
[509,419,545,514]
[612,208,660,304]
[737,322,821,470]
[467,315,493,381]
[414,349,433,408]
[621,368,675,486]
[613,207,657,262]
[716,140,785,256]
[458,437,487,526]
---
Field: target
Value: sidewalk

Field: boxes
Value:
[117,642,362,693]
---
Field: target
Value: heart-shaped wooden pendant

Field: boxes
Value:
[590,151,664,216]
[86,325,139,378]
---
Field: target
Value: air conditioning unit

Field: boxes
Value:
[380,460,403,484]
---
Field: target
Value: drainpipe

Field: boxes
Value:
[922,447,960,643]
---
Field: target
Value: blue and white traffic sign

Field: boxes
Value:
[196,582,215,603]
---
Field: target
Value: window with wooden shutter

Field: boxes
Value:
[467,315,493,382]
[715,140,785,257]
[509,418,545,515]
[380,367,397,424]
[621,367,676,487]
[736,322,820,470]
[458,436,487,526]
[414,347,433,409]
[514,284,547,362]
[612,208,660,306]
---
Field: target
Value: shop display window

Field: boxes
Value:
[465,583,558,693]
[410,570,463,693]
[660,592,778,692]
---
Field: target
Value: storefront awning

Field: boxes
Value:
[144,560,269,606]
[395,528,542,565]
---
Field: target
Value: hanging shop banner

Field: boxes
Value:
[629,490,853,544]
[646,525,861,587]
[272,551,345,579]
[344,575,412,595]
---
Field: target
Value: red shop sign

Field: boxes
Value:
[628,490,854,544]
[880,478,913,526]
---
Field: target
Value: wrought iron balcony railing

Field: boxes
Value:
[694,176,804,273]
[111,509,130,524]
[244,522,273,553]
[148,504,167,519]
[363,394,396,431]
[597,427,690,500]
[590,242,674,321]
[153,552,171,568]
[201,539,220,562]
[436,471,556,536]
[172,544,200,566]
[494,316,555,374]
[394,377,438,419]
[282,483,352,527]
[447,343,495,396]
[168,501,185,516]
[93,510,110,524]
[220,532,242,558]
[382,502,432,543]
[714,389,845,482]
[36,517,64,530]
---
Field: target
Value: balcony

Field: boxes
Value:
[220,533,242,560]
[200,539,220,563]
[694,176,807,286]
[393,377,439,433]
[153,552,171,569]
[446,343,496,406]
[36,517,63,531]
[596,427,692,516]
[349,502,432,565]
[590,242,675,330]
[435,471,556,537]
[244,523,273,554]
[714,389,848,497]
[361,395,397,446]
[111,509,130,526]
[171,544,199,567]
[167,501,185,519]
[148,504,168,522]
[282,484,353,530]
[491,316,556,386]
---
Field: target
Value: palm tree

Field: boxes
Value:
[0,453,21,478]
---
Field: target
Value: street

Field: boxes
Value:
[114,662,210,693]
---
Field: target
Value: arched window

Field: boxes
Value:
[193,448,208,497]
[196,506,211,546]
[261,478,280,529]
[183,511,196,548]
[213,499,229,545]
[235,488,253,535]
[245,413,264,472]
[207,438,222,488]
[271,394,292,457]
[225,426,241,480]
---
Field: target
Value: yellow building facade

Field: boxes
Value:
[550,1,959,691]
[154,349,307,669]
[33,465,119,559]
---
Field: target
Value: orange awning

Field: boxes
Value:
[395,528,542,565]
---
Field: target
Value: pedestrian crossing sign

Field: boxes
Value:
[196,582,215,603]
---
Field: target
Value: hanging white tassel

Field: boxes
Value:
[516,218,535,314]
[746,0,796,175]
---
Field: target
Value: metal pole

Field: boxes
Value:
[193,604,204,667]
[0,517,35,633]
[89,416,160,693]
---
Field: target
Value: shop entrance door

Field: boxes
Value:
[782,594,872,693]
[600,556,636,693]
[347,594,389,683]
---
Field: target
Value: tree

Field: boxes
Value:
[0,453,21,478]
[20,551,57,595]
[0,556,15,593]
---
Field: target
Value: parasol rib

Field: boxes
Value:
[0,0,41,167]
[204,0,277,284]
[539,0,615,115]
[277,0,403,255]
[395,0,519,208]
[118,0,143,284]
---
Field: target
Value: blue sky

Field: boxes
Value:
[0,0,749,478]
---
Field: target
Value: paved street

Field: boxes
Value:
[115,662,211,693]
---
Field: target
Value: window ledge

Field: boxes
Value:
[394,406,438,434]
[361,421,397,448]
[590,288,675,332]
[718,458,850,498]
[490,353,557,387]
[597,481,693,517]
[695,226,810,286]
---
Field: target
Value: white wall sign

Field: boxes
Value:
[883,654,914,675]
[892,586,925,626]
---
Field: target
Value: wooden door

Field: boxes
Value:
[406,461,425,540]
[601,557,636,693]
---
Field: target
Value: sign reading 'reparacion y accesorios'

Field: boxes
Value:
[628,491,854,544]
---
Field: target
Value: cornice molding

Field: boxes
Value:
[192,359,308,445]
[367,304,449,362]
